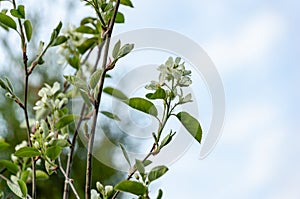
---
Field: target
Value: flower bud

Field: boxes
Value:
[96,182,104,192]
[105,185,113,196]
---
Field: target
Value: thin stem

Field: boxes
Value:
[85,1,121,198]
[12,0,36,196]
[111,144,156,199]
[63,103,86,199]
[58,157,80,199]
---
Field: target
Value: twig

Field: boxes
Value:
[111,144,156,199]
[58,157,80,199]
[12,0,36,197]
[63,103,86,199]
[85,1,121,198]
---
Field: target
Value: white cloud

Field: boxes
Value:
[205,11,286,75]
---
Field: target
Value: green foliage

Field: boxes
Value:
[14,147,41,158]
[0,160,18,174]
[176,111,202,143]
[0,13,17,30]
[115,180,147,196]
[0,0,202,198]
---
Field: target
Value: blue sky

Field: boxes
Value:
[1,0,300,198]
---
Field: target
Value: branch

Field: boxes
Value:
[85,1,121,198]
[12,0,37,197]
[63,104,86,199]
[58,157,80,199]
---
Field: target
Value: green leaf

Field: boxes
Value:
[127,97,158,117]
[134,159,144,174]
[148,165,169,182]
[67,54,81,69]
[10,5,25,19]
[36,170,49,180]
[15,147,40,158]
[120,143,131,167]
[143,160,152,167]
[115,180,147,196]
[112,40,121,59]
[45,146,62,160]
[89,69,102,89]
[77,37,98,54]
[64,75,89,93]
[160,131,176,149]
[52,139,70,147]
[115,12,125,23]
[0,160,18,174]
[0,78,8,91]
[52,35,68,46]
[146,87,166,100]
[80,17,97,26]
[101,111,121,121]
[118,43,134,59]
[23,20,32,42]
[103,86,128,101]
[20,170,30,182]
[176,111,202,143]
[7,181,23,198]
[0,138,10,150]
[17,179,27,197]
[0,13,16,30]
[75,25,97,34]
[156,189,163,199]
[55,114,78,130]
[3,77,13,93]
[120,0,134,7]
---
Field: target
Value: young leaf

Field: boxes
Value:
[20,170,30,182]
[0,78,8,91]
[143,160,152,167]
[24,20,32,42]
[176,111,202,143]
[36,170,49,180]
[45,146,62,160]
[55,114,78,130]
[115,12,125,23]
[77,37,98,54]
[15,147,40,158]
[0,138,10,150]
[148,165,169,182]
[120,143,131,167]
[17,179,27,197]
[118,43,134,59]
[89,69,102,89]
[7,181,23,198]
[120,0,134,7]
[0,160,18,174]
[127,97,158,117]
[114,180,147,196]
[134,159,145,174]
[101,111,121,121]
[112,40,121,59]
[64,75,89,93]
[67,54,81,69]
[146,87,166,100]
[10,5,25,19]
[103,86,128,101]
[75,25,97,34]
[52,35,68,46]
[160,131,176,149]
[156,189,163,199]
[3,77,13,93]
[0,13,16,30]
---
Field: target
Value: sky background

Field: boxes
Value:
[1,0,300,198]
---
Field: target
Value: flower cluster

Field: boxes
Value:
[33,82,68,120]
[145,57,193,104]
